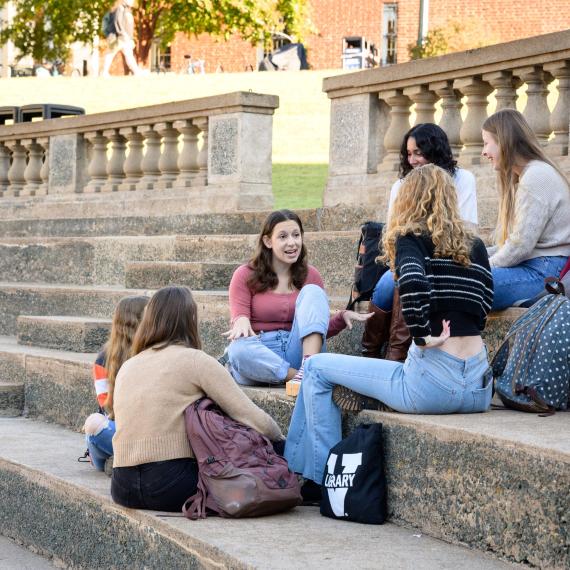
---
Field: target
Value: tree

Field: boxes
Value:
[0,0,311,66]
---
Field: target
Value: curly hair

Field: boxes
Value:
[398,123,457,179]
[380,164,473,271]
[103,295,149,419]
[247,209,308,293]
[482,108,569,246]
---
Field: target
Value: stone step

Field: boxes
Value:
[125,261,240,290]
[17,315,112,353]
[0,416,522,569]
[0,382,24,417]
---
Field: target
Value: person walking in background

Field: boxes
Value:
[101,0,142,77]
[481,109,570,309]
[83,295,149,472]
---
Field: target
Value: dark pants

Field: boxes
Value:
[111,457,199,512]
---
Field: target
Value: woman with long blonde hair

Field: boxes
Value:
[284,164,494,497]
[83,295,149,471]
[481,109,570,309]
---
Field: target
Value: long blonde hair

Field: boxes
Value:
[482,109,569,246]
[381,164,473,271]
[104,295,149,418]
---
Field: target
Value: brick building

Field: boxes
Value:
[154,0,570,73]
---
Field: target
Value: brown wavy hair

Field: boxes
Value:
[482,109,569,246]
[103,295,149,419]
[380,164,473,270]
[131,285,202,355]
[247,209,308,293]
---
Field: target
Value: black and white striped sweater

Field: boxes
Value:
[395,234,494,338]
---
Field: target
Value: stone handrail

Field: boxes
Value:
[0,91,278,212]
[323,30,570,217]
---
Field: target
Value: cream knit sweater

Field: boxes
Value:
[489,160,570,267]
[112,344,283,467]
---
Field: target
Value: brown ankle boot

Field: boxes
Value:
[384,289,411,362]
[361,301,392,358]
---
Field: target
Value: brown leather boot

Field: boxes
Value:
[384,288,411,362]
[361,301,392,358]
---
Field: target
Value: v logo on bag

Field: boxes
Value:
[323,452,362,517]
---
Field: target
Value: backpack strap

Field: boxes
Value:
[182,476,209,519]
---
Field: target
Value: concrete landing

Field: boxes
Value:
[0,535,56,569]
[0,417,519,570]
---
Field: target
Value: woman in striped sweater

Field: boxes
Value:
[83,295,149,471]
[284,164,494,490]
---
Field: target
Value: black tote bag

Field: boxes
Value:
[320,423,387,524]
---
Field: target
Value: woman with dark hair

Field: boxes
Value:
[481,109,570,309]
[110,285,283,512]
[361,123,478,363]
[224,209,370,393]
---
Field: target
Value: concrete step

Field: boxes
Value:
[126,261,240,290]
[0,382,24,417]
[17,315,111,353]
[0,535,57,569]
[0,416,520,570]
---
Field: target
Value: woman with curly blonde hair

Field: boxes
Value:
[284,164,494,496]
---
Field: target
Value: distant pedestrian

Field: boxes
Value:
[101,0,141,77]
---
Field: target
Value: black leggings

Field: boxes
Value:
[111,458,199,512]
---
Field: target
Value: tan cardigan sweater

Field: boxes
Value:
[112,344,283,467]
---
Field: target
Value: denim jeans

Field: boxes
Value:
[284,344,491,484]
[111,458,199,512]
[227,284,330,385]
[492,256,567,310]
[371,270,396,311]
[86,419,115,471]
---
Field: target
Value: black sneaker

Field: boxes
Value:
[217,350,229,367]
[300,479,322,506]
[332,385,383,412]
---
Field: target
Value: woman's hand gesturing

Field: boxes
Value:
[424,319,451,348]
[222,316,256,340]
[342,310,374,330]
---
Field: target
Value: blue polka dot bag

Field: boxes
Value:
[492,283,570,414]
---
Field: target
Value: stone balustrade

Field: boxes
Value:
[0,92,278,213]
[323,30,570,214]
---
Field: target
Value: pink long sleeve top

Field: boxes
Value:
[229,264,346,338]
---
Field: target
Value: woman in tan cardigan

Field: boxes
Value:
[111,285,283,512]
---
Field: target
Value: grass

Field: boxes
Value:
[272,163,328,209]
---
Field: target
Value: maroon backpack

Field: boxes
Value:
[182,398,301,519]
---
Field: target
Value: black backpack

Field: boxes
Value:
[102,10,117,38]
[347,222,388,310]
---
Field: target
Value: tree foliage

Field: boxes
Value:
[0,0,311,66]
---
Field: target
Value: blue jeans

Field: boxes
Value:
[284,344,491,483]
[227,284,330,385]
[86,419,115,471]
[372,270,396,311]
[492,256,567,310]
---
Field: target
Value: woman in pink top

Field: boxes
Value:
[223,210,370,391]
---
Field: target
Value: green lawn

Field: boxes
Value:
[272,164,327,209]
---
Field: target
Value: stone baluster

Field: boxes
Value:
[455,77,493,165]
[483,70,521,111]
[156,122,180,189]
[21,138,43,196]
[193,117,209,186]
[430,80,463,157]
[119,127,144,191]
[174,119,200,188]
[37,137,49,196]
[102,129,126,192]
[404,84,438,125]
[6,140,27,196]
[378,90,412,172]
[544,61,570,157]
[514,65,554,144]
[0,142,11,197]
[84,131,109,193]
[136,125,162,190]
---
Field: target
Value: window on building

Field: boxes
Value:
[150,43,171,73]
[382,3,398,66]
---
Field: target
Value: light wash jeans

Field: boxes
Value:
[284,343,492,483]
[372,270,396,311]
[86,419,115,471]
[492,256,567,310]
[227,284,330,386]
